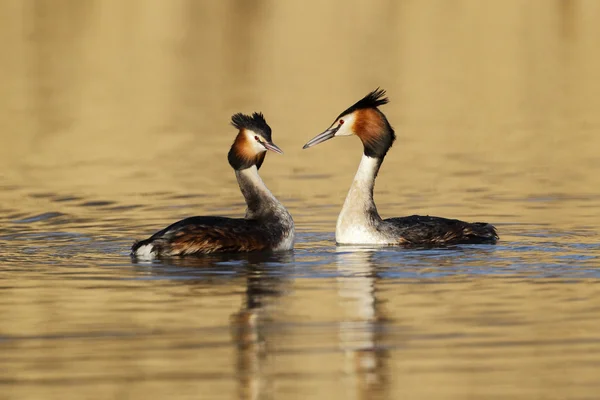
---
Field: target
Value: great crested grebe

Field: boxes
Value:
[302,89,498,246]
[132,112,294,258]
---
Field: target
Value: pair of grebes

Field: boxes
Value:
[132,89,498,259]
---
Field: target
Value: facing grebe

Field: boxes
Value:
[302,89,498,246]
[132,112,294,258]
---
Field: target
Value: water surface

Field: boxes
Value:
[1,1,600,399]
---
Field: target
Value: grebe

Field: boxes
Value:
[132,112,294,258]
[302,89,498,246]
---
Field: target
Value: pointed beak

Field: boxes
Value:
[263,141,284,154]
[302,126,340,149]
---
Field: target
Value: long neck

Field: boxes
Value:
[235,166,280,219]
[338,154,384,224]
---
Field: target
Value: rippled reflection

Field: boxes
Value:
[230,254,293,400]
[335,248,389,398]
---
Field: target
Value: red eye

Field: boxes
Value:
[254,135,259,141]
[339,120,344,125]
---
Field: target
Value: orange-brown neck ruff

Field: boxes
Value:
[228,130,266,170]
[354,108,396,159]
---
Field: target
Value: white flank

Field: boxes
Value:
[336,225,390,245]
[134,244,156,260]
[273,229,295,251]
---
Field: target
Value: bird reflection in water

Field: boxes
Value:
[132,251,293,400]
[229,252,293,400]
[131,249,388,399]
[335,247,390,397]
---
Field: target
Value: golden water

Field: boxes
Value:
[1,1,600,399]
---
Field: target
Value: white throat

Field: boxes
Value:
[336,155,386,244]
[235,165,278,218]
[236,165,270,191]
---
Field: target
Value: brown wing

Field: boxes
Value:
[146,216,271,256]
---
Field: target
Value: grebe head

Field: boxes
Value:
[228,112,283,170]
[302,88,396,158]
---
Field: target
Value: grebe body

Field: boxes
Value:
[303,89,498,247]
[132,113,294,259]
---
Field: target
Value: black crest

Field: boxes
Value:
[231,112,272,142]
[336,88,390,119]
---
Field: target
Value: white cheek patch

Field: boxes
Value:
[244,130,267,153]
[334,113,356,137]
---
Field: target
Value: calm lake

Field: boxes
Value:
[1,1,600,399]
